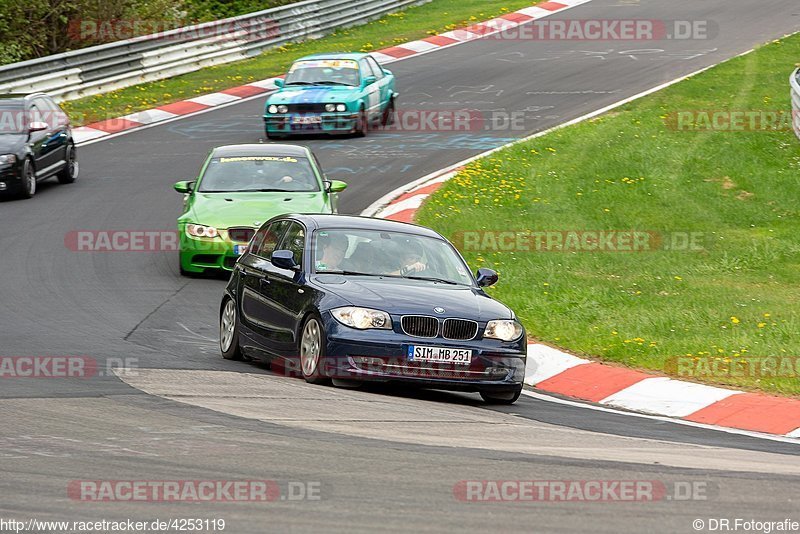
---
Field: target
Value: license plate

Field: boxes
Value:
[407,345,472,364]
[291,115,321,125]
[233,245,247,255]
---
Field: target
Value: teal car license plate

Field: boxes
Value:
[407,345,472,364]
[292,115,322,125]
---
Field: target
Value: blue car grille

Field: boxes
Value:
[401,316,478,340]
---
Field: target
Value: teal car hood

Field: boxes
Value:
[185,192,329,229]
[267,86,361,105]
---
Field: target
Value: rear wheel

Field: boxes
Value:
[220,298,243,360]
[19,158,35,199]
[300,314,329,385]
[56,142,78,184]
[480,387,522,405]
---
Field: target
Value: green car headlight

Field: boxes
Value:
[484,320,523,341]
[336,103,346,112]
[186,224,219,239]
[267,105,278,114]
[331,306,391,330]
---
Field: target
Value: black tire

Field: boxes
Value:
[480,387,522,405]
[266,132,286,140]
[19,158,35,199]
[299,313,329,385]
[354,106,368,137]
[56,142,78,184]
[220,297,244,360]
[381,98,395,127]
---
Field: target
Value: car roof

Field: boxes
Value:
[284,214,445,239]
[295,53,369,62]
[0,93,50,105]
[210,144,310,157]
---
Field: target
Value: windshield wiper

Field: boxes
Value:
[320,270,391,277]
[403,275,462,285]
[284,81,315,85]
[312,81,355,86]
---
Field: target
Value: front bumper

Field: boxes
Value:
[264,112,359,135]
[179,232,248,273]
[0,163,22,193]
[318,313,526,392]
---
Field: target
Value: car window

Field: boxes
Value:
[251,220,289,258]
[312,229,474,285]
[367,57,384,79]
[28,103,45,126]
[198,155,320,193]
[359,59,375,79]
[284,59,360,87]
[278,222,305,267]
[0,102,25,134]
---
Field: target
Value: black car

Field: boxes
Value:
[220,214,527,404]
[0,93,78,199]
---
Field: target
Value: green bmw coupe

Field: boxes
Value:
[173,144,346,276]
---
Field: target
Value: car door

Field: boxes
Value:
[359,59,381,122]
[32,97,66,173]
[26,101,51,173]
[262,221,314,356]
[239,220,289,351]
[367,56,392,112]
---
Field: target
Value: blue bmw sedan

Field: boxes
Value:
[219,214,527,404]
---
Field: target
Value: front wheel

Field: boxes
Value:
[57,142,79,184]
[480,387,522,405]
[300,314,329,385]
[20,158,35,199]
[354,107,368,137]
[220,298,243,360]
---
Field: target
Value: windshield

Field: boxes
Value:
[284,59,360,87]
[0,104,26,134]
[313,229,474,286]
[198,155,320,193]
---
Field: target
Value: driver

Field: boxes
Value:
[389,241,426,276]
[315,232,349,272]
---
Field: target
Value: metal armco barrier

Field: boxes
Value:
[0,0,429,101]
[792,68,800,140]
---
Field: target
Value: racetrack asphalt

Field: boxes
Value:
[1,0,799,531]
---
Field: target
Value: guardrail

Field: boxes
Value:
[792,68,800,141]
[0,0,428,102]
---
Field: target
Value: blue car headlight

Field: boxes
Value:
[484,320,523,341]
[332,306,391,330]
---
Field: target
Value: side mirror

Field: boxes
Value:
[274,78,284,88]
[324,179,347,193]
[29,121,48,132]
[271,249,297,270]
[382,69,392,76]
[173,180,194,194]
[476,268,498,287]
[362,75,377,87]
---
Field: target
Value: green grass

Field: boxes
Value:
[62,0,538,124]
[417,35,800,396]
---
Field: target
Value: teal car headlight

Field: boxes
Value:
[336,103,346,112]
[186,224,219,239]
[484,320,523,341]
[325,103,336,112]
[332,306,391,330]
[267,105,288,114]
[267,105,278,114]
